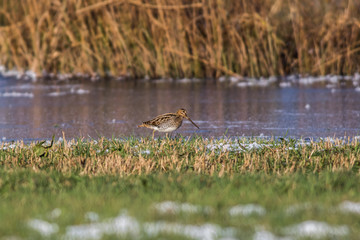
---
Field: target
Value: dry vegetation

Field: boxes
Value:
[1,136,359,176]
[0,0,359,78]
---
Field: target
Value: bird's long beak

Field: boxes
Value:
[186,116,200,129]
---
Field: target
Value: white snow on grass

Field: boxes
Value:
[153,201,213,215]
[2,143,17,150]
[339,201,360,214]
[0,92,34,98]
[253,230,293,240]
[283,220,349,238]
[64,212,237,240]
[140,149,151,155]
[48,208,62,220]
[145,221,237,240]
[28,219,59,237]
[229,204,266,216]
[65,213,140,240]
[207,141,270,153]
[85,212,100,222]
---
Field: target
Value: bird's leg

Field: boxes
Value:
[152,130,155,140]
[165,133,169,139]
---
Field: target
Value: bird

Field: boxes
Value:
[138,108,199,138]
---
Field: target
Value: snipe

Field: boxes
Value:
[138,108,199,137]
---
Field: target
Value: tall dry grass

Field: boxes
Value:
[0,0,359,78]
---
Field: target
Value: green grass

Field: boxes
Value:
[1,136,360,175]
[0,170,359,239]
[1,136,360,239]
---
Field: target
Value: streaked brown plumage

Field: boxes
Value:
[138,108,199,137]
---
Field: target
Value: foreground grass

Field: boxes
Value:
[0,170,360,239]
[0,0,359,78]
[1,136,359,175]
[1,136,360,239]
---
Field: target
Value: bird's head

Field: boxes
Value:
[176,108,199,129]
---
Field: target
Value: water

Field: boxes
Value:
[0,77,359,141]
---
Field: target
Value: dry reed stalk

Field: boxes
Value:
[0,0,359,78]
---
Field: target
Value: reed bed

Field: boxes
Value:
[1,136,359,175]
[0,0,359,78]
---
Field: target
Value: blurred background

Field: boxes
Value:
[0,0,360,140]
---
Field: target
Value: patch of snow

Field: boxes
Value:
[355,87,360,92]
[65,212,236,240]
[298,76,328,85]
[305,104,311,110]
[85,212,100,222]
[140,149,151,155]
[1,69,22,78]
[207,143,240,152]
[218,76,227,82]
[253,230,293,240]
[343,75,352,80]
[329,75,339,83]
[354,72,360,81]
[153,201,212,215]
[283,220,349,238]
[257,79,270,87]
[237,82,249,87]
[229,204,266,216]
[286,75,299,82]
[144,221,236,240]
[207,140,270,153]
[279,82,291,88]
[48,208,61,219]
[177,78,192,83]
[65,213,140,240]
[326,84,336,88]
[2,143,16,150]
[57,73,73,81]
[28,219,59,237]
[71,88,90,95]
[229,76,241,83]
[0,92,34,98]
[24,70,37,82]
[339,201,360,214]
[48,91,67,97]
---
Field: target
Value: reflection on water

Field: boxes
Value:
[0,78,359,141]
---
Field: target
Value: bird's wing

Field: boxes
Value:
[144,113,177,126]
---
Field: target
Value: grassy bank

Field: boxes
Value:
[1,136,359,175]
[0,170,360,239]
[0,0,359,78]
[1,137,360,239]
